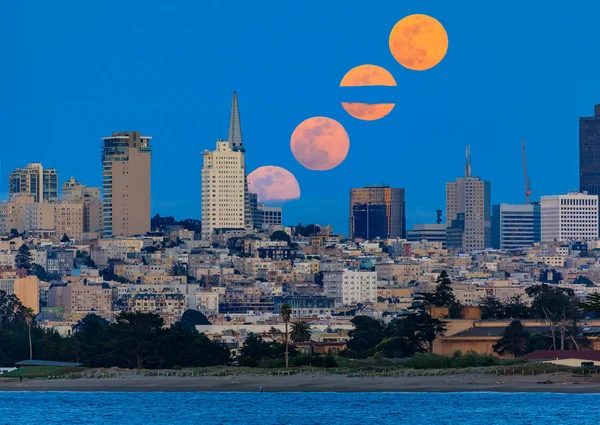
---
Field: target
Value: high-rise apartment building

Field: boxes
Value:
[541,192,598,242]
[349,185,405,240]
[201,92,249,240]
[101,131,152,238]
[580,104,600,198]
[9,163,58,203]
[491,203,541,250]
[323,269,377,307]
[446,147,491,251]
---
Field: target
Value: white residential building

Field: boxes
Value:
[323,269,377,307]
[541,192,598,242]
[201,92,250,240]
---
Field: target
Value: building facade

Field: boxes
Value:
[323,269,377,307]
[492,203,541,249]
[407,224,447,247]
[349,185,405,240]
[9,163,58,203]
[201,92,249,240]
[446,147,491,251]
[101,131,152,238]
[541,192,599,242]
[580,104,600,200]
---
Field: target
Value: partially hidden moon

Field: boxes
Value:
[389,14,448,71]
[247,166,300,203]
[340,64,396,121]
[290,117,350,171]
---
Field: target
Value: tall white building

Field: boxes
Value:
[201,92,250,240]
[446,146,491,251]
[541,192,598,242]
[323,269,377,307]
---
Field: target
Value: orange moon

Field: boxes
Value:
[341,103,395,121]
[340,64,397,87]
[340,64,396,121]
[248,166,300,203]
[290,117,350,171]
[389,14,448,71]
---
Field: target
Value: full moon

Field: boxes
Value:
[341,103,395,121]
[389,14,448,71]
[248,166,300,203]
[290,117,350,171]
[340,64,397,87]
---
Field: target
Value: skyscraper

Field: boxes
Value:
[349,185,405,240]
[9,163,58,203]
[541,192,598,242]
[491,203,541,250]
[201,92,249,240]
[580,104,600,197]
[101,131,152,238]
[446,147,491,251]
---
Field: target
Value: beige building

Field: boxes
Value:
[122,292,186,326]
[48,279,113,320]
[9,163,58,203]
[201,92,249,240]
[62,177,101,201]
[101,131,152,238]
[0,274,40,313]
[55,202,83,241]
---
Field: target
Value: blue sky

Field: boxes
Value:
[1,0,600,235]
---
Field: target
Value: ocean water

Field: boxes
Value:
[1,392,599,425]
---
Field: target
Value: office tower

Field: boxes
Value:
[491,203,541,249]
[9,163,58,203]
[349,185,405,240]
[407,224,447,247]
[201,92,249,240]
[101,131,152,238]
[580,104,600,197]
[446,213,465,250]
[541,192,598,242]
[445,147,491,251]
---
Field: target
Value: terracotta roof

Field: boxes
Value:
[523,350,600,361]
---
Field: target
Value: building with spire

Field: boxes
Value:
[201,92,250,241]
[446,146,491,251]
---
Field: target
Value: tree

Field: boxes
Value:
[172,262,187,276]
[343,316,385,358]
[61,234,71,243]
[15,244,32,272]
[0,291,25,330]
[493,320,529,358]
[416,271,461,318]
[580,293,600,317]
[480,296,506,320]
[30,264,48,281]
[314,271,324,286]
[239,333,286,367]
[539,269,562,284]
[573,276,595,287]
[24,308,35,360]
[290,321,312,343]
[526,284,580,350]
[504,295,531,319]
[281,304,292,368]
[9,228,20,238]
[270,230,291,244]
[179,309,211,327]
[111,312,166,369]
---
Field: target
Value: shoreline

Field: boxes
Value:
[2,373,600,393]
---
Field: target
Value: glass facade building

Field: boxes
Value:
[349,185,405,240]
[491,203,541,249]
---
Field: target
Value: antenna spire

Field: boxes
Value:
[465,145,472,177]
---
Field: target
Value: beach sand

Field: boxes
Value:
[2,372,600,393]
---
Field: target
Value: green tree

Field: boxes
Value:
[61,233,71,243]
[111,312,166,369]
[480,296,506,319]
[270,230,291,244]
[15,244,32,272]
[343,316,385,358]
[314,271,324,286]
[30,263,48,281]
[179,309,211,327]
[573,276,595,287]
[290,321,312,343]
[239,333,286,367]
[9,228,20,238]
[493,320,529,358]
[24,308,35,360]
[504,295,531,319]
[581,293,600,317]
[0,291,25,329]
[281,303,292,368]
[376,310,446,357]
[159,323,229,368]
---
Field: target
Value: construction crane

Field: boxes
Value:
[521,140,531,204]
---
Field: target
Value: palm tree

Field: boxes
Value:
[281,304,292,368]
[291,321,312,343]
[24,308,35,360]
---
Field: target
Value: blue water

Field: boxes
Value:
[1,392,599,425]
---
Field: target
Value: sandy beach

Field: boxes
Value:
[2,373,600,393]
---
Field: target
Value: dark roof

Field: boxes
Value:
[15,360,83,367]
[450,326,551,338]
[523,350,600,362]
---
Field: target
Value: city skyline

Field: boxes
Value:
[2,1,600,235]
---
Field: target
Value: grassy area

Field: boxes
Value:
[3,366,85,379]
